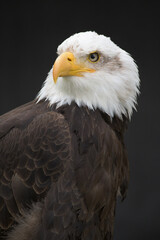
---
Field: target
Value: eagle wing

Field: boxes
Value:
[0,101,72,230]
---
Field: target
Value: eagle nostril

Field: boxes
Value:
[67,57,72,62]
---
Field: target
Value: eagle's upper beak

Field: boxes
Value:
[53,52,95,83]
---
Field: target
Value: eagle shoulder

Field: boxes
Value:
[0,101,49,138]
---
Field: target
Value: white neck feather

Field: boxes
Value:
[37,61,139,119]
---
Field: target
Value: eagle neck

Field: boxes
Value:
[49,102,128,142]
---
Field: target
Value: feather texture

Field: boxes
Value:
[0,100,129,239]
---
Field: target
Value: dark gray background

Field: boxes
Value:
[0,1,159,239]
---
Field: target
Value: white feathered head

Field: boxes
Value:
[38,31,140,119]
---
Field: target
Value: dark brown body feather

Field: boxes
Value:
[0,100,129,240]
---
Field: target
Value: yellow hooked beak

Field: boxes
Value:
[53,52,95,83]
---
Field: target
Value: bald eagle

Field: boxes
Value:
[0,31,140,240]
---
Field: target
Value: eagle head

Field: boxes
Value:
[37,31,140,119]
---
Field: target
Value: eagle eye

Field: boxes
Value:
[88,52,100,63]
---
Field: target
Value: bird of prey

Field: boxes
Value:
[0,31,140,240]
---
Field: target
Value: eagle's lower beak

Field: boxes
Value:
[53,52,95,83]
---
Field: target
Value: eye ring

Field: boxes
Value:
[88,52,100,63]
